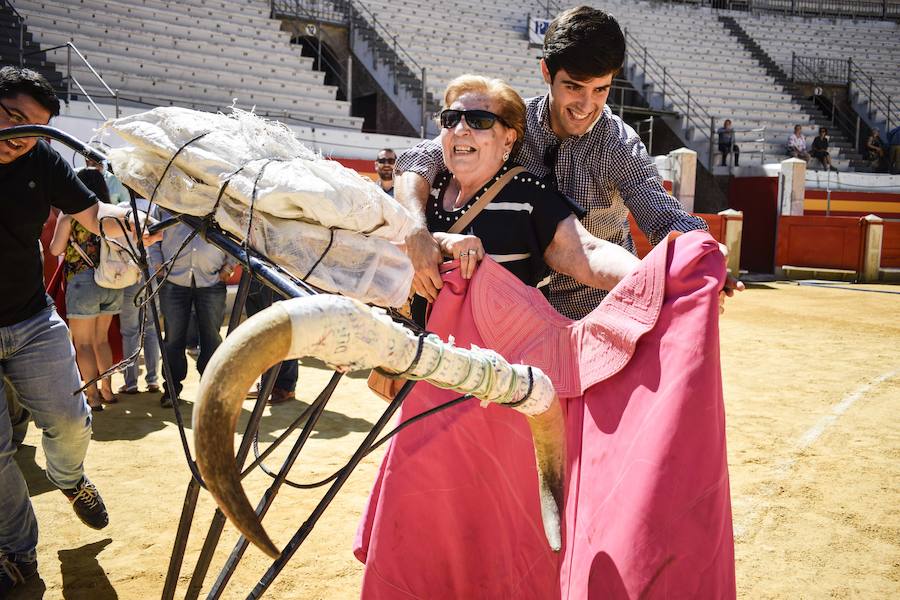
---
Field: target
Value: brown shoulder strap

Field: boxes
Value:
[447,166,526,235]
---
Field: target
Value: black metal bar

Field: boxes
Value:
[247,380,415,598]
[162,481,202,599]
[206,373,344,599]
[184,272,276,600]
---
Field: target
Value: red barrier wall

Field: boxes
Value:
[728,176,779,273]
[882,221,900,269]
[775,215,864,271]
[628,213,726,259]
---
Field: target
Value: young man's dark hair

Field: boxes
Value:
[0,66,61,117]
[542,6,625,81]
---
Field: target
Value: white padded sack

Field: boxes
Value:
[105,107,414,241]
[110,151,413,308]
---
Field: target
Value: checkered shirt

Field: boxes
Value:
[396,95,708,320]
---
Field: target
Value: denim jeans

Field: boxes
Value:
[0,305,92,560]
[120,282,160,390]
[244,280,297,392]
[158,281,226,397]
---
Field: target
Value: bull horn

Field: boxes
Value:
[194,295,566,558]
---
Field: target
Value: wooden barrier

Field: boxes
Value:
[628,212,742,278]
[882,221,900,269]
[775,215,864,273]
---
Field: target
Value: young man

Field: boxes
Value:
[0,67,157,594]
[395,6,738,320]
[374,148,396,196]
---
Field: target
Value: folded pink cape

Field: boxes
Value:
[355,231,735,599]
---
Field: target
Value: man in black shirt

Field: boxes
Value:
[0,67,157,595]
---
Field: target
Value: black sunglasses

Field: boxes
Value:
[376,157,396,165]
[439,109,508,130]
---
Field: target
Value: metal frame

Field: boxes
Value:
[2,125,419,599]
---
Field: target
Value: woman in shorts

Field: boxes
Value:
[49,168,123,410]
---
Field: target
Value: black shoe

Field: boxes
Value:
[60,476,109,530]
[160,393,184,408]
[0,553,38,596]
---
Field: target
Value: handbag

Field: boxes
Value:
[94,232,141,289]
[71,218,142,289]
[366,166,526,401]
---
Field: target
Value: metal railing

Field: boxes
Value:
[623,28,717,166]
[272,0,432,136]
[23,42,119,120]
[1,0,25,67]
[790,54,848,86]
[656,0,900,20]
[790,55,866,152]
[848,59,895,134]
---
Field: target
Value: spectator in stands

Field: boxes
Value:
[0,67,158,595]
[717,119,739,167]
[150,210,236,407]
[374,148,396,196]
[865,129,885,171]
[392,6,740,321]
[811,127,838,172]
[787,125,810,161]
[888,125,900,174]
[49,169,123,411]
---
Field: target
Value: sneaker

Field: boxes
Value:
[267,388,296,405]
[0,553,38,596]
[60,476,109,530]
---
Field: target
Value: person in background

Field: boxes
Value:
[889,125,900,174]
[787,124,810,161]
[117,194,161,396]
[244,280,298,405]
[865,129,885,171]
[811,127,838,172]
[79,141,130,205]
[717,119,740,167]
[49,168,123,411]
[374,148,396,196]
[150,210,237,408]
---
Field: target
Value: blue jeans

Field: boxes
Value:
[244,281,297,392]
[0,306,92,560]
[159,282,226,397]
[120,282,160,390]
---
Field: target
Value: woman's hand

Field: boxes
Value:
[434,232,485,280]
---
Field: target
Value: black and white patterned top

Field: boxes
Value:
[397,95,708,320]
[427,162,573,287]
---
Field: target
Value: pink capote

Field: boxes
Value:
[354,231,736,599]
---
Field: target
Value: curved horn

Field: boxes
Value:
[194,295,566,558]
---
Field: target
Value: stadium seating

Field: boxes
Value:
[14,0,364,129]
[593,0,851,168]
[732,13,900,126]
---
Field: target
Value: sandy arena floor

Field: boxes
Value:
[9,280,900,599]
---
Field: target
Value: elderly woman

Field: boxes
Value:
[358,76,640,595]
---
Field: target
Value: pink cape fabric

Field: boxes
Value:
[354,231,736,599]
